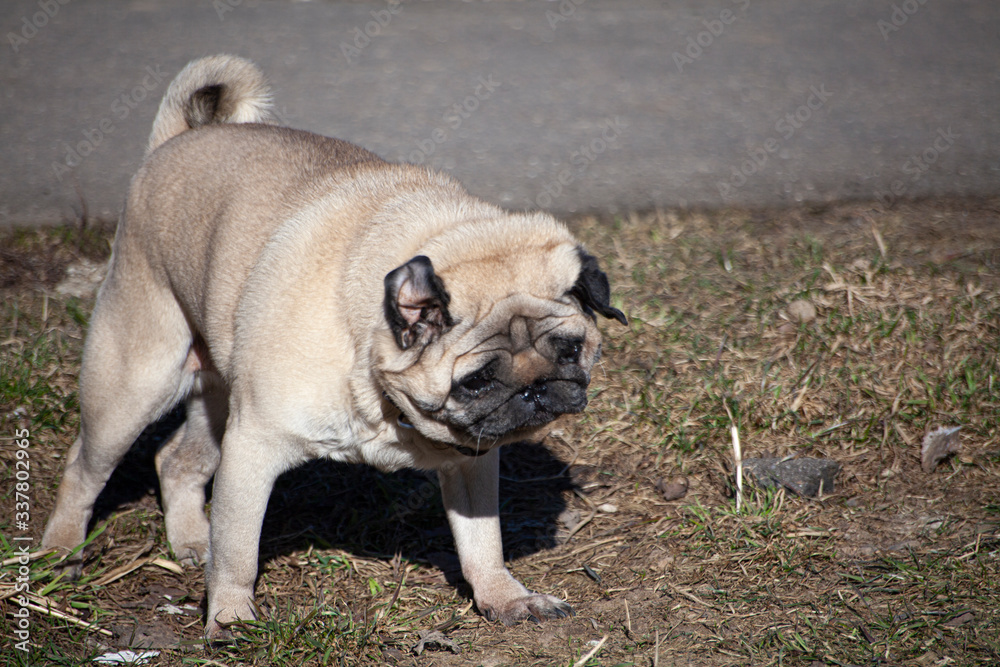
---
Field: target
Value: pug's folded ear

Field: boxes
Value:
[570,248,627,325]
[384,255,455,350]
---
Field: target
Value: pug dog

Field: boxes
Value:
[42,55,625,639]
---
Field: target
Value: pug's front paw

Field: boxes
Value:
[171,540,209,568]
[205,587,259,641]
[481,593,574,625]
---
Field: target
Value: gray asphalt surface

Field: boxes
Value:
[2,0,999,225]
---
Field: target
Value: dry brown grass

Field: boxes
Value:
[1,198,998,666]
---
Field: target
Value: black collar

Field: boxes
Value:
[385,393,491,457]
[450,442,491,457]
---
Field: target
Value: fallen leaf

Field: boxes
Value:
[413,630,461,655]
[92,650,159,665]
[55,258,107,298]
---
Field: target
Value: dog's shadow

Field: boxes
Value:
[92,407,575,593]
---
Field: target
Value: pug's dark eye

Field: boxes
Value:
[553,336,584,365]
[461,375,492,394]
[453,363,497,399]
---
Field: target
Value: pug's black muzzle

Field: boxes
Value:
[469,376,589,440]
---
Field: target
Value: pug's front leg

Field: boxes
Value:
[204,424,286,640]
[438,448,573,624]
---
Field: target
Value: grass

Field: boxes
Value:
[1,198,999,666]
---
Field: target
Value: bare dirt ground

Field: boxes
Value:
[1,198,999,666]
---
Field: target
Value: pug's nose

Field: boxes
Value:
[520,380,555,406]
[519,384,542,403]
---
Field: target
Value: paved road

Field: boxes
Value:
[2,0,998,225]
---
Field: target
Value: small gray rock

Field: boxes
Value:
[112,622,177,649]
[654,476,689,501]
[921,426,961,473]
[742,457,841,497]
[787,299,817,323]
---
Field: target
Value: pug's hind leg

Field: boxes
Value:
[438,449,574,625]
[42,277,195,570]
[156,388,225,566]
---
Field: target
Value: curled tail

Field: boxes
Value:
[146,55,273,156]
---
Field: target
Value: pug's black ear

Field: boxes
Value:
[384,255,454,350]
[570,248,627,325]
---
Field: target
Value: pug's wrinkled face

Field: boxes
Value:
[377,243,626,450]
[442,306,598,441]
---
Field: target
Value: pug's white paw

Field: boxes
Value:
[480,593,574,625]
